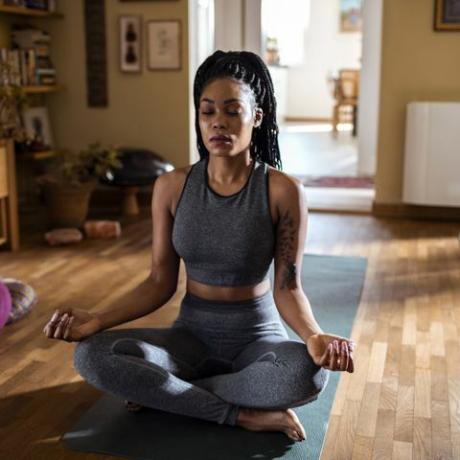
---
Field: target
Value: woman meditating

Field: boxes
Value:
[43,50,356,443]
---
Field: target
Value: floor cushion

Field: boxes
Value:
[0,279,12,328]
[0,278,37,325]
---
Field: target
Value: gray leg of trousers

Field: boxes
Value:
[190,339,330,410]
[73,328,239,425]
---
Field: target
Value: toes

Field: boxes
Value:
[288,429,303,442]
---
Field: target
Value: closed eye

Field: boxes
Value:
[200,111,240,116]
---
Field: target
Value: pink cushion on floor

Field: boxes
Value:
[0,278,37,325]
[0,280,12,328]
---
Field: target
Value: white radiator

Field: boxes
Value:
[403,102,460,207]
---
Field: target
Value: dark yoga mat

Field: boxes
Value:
[62,253,367,460]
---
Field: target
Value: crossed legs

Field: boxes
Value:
[73,326,329,428]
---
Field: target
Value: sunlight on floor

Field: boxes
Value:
[278,121,374,212]
[279,121,359,177]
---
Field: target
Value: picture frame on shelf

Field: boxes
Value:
[21,106,54,151]
[119,15,142,73]
[339,0,362,33]
[434,0,460,31]
[147,20,181,71]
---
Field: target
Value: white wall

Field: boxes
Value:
[214,0,243,51]
[285,0,362,119]
[357,0,382,176]
[214,0,262,53]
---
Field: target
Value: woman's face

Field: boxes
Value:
[198,77,263,158]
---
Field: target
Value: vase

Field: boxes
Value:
[43,180,97,229]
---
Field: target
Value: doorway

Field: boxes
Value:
[188,0,382,212]
[261,0,380,212]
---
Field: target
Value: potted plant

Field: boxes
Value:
[38,142,122,228]
[0,59,28,141]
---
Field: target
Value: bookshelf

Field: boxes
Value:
[0,3,63,250]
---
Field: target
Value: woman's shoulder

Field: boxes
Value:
[158,161,196,189]
[266,164,302,194]
[162,162,197,217]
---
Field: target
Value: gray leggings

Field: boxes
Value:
[73,290,329,426]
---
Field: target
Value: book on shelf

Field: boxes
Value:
[0,26,57,86]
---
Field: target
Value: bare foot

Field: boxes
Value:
[124,400,143,412]
[236,407,306,442]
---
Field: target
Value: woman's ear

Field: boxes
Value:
[254,107,264,128]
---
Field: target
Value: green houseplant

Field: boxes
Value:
[39,142,121,228]
[0,59,28,141]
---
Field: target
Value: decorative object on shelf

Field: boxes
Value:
[265,37,280,66]
[84,0,108,107]
[21,106,53,151]
[38,142,121,227]
[434,0,460,31]
[147,20,181,71]
[119,15,142,73]
[340,0,362,33]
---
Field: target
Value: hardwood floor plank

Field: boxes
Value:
[394,385,414,443]
[391,440,412,459]
[414,368,431,418]
[413,416,432,460]
[371,408,395,460]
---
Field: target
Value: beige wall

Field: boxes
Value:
[35,0,189,168]
[375,0,460,204]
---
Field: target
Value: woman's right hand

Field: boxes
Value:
[43,308,102,342]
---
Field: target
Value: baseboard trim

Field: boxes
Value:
[372,202,460,221]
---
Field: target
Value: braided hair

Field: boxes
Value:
[193,50,283,170]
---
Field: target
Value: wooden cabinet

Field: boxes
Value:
[0,138,19,250]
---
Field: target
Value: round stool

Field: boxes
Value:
[101,148,174,216]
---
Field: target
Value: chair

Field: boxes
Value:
[0,138,19,251]
[100,147,174,216]
[331,69,360,136]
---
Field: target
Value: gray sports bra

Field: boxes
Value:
[171,156,276,287]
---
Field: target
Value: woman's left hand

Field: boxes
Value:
[306,332,356,372]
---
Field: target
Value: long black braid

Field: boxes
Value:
[193,50,283,170]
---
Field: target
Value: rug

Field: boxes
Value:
[62,253,367,460]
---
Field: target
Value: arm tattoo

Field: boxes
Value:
[276,209,298,290]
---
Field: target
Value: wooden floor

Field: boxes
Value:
[0,212,459,459]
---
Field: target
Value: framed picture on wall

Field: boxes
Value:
[119,15,142,72]
[147,20,181,71]
[339,0,362,33]
[434,0,460,31]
